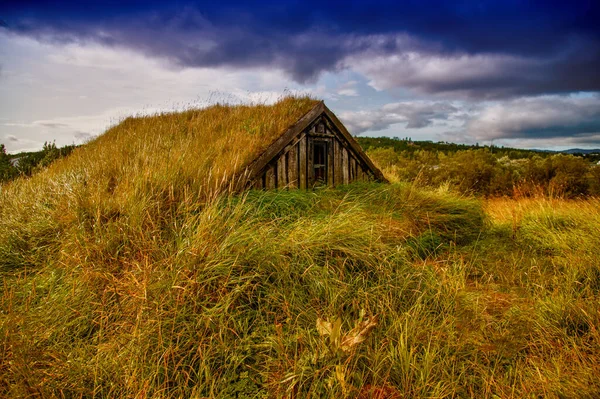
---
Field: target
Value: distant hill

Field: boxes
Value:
[356,137,550,159]
[355,137,600,163]
[560,148,600,155]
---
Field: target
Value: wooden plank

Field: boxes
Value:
[265,165,276,189]
[349,156,356,182]
[327,139,334,186]
[252,177,263,190]
[342,147,349,185]
[287,143,298,188]
[334,139,341,187]
[277,154,286,189]
[299,135,307,189]
[307,138,314,187]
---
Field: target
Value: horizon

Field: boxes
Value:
[1,1,599,153]
[6,129,600,156]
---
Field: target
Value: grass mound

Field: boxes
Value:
[2,169,487,397]
[1,98,599,397]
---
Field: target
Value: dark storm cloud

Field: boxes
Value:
[353,39,600,99]
[1,0,599,96]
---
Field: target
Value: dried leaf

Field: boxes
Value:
[340,316,378,352]
[316,318,332,336]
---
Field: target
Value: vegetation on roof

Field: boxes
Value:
[2,95,317,195]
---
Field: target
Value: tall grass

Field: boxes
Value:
[1,181,484,397]
[1,97,599,397]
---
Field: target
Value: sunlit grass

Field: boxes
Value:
[1,97,599,398]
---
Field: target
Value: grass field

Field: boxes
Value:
[1,98,599,398]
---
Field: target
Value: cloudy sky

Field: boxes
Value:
[1,0,599,152]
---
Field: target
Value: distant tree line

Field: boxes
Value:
[359,137,600,197]
[0,142,78,184]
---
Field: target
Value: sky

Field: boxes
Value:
[1,0,599,153]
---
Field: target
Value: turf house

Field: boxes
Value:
[240,100,386,190]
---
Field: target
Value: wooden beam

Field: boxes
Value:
[299,134,307,189]
[307,137,314,187]
[252,177,263,190]
[287,143,298,189]
[334,138,341,187]
[327,138,334,186]
[277,154,286,189]
[265,165,276,189]
[342,147,349,185]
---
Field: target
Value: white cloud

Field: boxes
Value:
[465,95,600,140]
[339,101,460,134]
[340,94,600,149]
[349,50,538,99]
[336,80,359,97]
[0,31,303,152]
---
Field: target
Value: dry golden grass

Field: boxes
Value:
[1,96,599,398]
[1,96,318,212]
[484,196,600,224]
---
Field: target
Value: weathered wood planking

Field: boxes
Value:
[307,137,314,187]
[287,143,298,188]
[253,134,376,190]
[241,102,386,192]
[334,139,341,186]
[342,147,349,185]
[267,165,277,189]
[299,135,307,189]
[327,138,334,185]
[277,155,286,189]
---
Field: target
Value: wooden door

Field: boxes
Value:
[309,138,330,187]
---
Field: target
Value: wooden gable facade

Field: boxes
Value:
[243,101,386,190]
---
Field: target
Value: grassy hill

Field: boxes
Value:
[1,98,599,398]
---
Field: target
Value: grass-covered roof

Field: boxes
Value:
[82,96,319,196]
[1,96,319,211]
